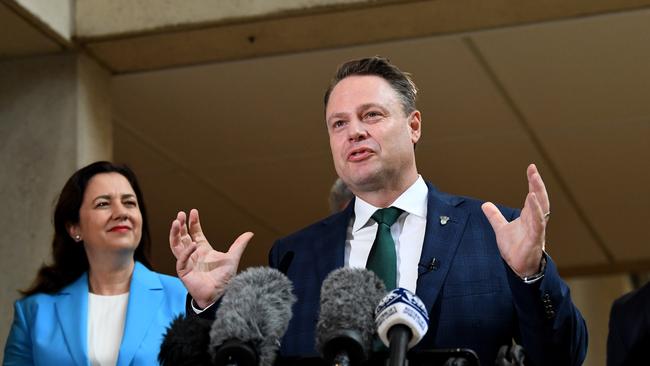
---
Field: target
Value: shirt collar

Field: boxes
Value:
[352,175,428,232]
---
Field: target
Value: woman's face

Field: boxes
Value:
[69,172,143,257]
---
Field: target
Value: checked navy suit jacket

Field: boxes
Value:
[267,182,587,365]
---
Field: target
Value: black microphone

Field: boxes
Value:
[209,267,296,366]
[158,314,213,366]
[495,342,526,366]
[316,268,386,366]
[375,288,429,366]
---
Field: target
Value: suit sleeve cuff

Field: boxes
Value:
[191,298,217,314]
[185,294,221,320]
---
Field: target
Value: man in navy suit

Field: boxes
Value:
[607,280,650,366]
[169,57,587,365]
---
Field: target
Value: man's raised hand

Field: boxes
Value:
[481,164,549,277]
[169,208,253,308]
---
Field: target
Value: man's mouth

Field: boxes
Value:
[348,148,374,162]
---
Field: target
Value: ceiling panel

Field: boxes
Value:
[419,134,608,268]
[472,9,650,262]
[472,10,650,127]
[112,36,523,171]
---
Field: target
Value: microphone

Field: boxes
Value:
[495,342,526,366]
[316,268,386,366]
[209,267,296,366]
[375,288,429,366]
[158,314,213,366]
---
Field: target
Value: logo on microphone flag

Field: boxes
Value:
[375,288,429,348]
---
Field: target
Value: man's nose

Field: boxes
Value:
[347,119,368,141]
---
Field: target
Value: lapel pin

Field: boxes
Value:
[429,258,439,271]
[439,215,450,225]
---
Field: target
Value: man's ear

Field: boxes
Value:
[409,110,422,144]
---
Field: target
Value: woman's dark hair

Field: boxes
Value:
[22,161,153,296]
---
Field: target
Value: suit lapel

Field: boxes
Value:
[312,188,468,314]
[416,182,469,314]
[55,273,90,366]
[314,201,353,283]
[116,262,163,366]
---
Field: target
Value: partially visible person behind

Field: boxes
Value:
[607,280,650,366]
[328,177,354,213]
[3,161,186,366]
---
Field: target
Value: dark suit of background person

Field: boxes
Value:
[607,281,650,366]
[169,57,588,366]
[3,162,186,365]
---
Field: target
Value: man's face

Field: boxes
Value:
[325,75,421,194]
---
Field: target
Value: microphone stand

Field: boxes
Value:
[387,324,411,366]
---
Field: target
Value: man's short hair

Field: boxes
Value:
[323,56,419,115]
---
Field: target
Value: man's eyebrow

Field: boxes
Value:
[327,103,388,122]
[358,103,387,111]
[326,112,349,123]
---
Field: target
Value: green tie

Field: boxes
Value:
[366,207,403,290]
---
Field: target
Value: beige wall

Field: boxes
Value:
[567,274,634,366]
[409,274,638,365]
[0,52,111,360]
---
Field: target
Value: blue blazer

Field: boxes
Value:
[269,182,588,365]
[4,262,186,366]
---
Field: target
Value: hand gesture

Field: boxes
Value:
[169,209,253,308]
[481,164,549,277]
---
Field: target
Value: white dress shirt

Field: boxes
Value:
[345,176,428,293]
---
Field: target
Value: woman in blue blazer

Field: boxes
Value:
[4,161,186,366]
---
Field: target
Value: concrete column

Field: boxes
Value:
[77,54,113,165]
[0,52,112,358]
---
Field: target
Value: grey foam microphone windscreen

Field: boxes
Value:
[316,268,387,361]
[209,267,296,366]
